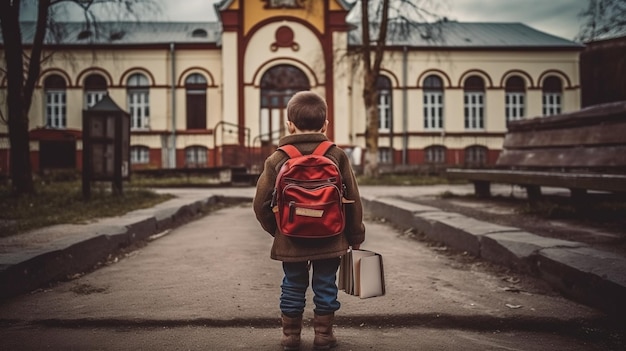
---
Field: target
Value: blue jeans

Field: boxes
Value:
[280,257,341,317]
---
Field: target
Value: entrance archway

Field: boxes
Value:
[259,64,310,149]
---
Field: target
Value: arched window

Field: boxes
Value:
[465,145,488,166]
[464,76,485,130]
[130,145,150,164]
[84,74,108,108]
[191,29,208,38]
[505,76,525,122]
[185,145,208,167]
[423,75,444,130]
[425,145,446,163]
[44,74,67,128]
[542,76,562,116]
[126,73,150,130]
[377,76,392,131]
[185,73,208,129]
[259,64,310,143]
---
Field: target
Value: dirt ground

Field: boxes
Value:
[405,191,626,257]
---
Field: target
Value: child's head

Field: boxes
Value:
[286,91,327,132]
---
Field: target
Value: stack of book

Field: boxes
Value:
[338,249,385,299]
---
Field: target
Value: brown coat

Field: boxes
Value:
[253,133,366,262]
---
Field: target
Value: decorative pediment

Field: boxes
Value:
[262,0,306,9]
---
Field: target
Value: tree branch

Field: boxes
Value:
[23,0,51,115]
[372,0,389,76]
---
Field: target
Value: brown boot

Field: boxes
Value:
[281,313,302,350]
[313,313,337,350]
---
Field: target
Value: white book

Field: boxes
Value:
[339,249,385,299]
[358,254,385,299]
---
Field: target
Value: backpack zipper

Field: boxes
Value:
[288,201,295,222]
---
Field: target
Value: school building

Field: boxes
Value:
[0,0,584,176]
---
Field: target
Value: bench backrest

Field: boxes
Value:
[496,101,626,172]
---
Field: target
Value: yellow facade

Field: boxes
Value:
[242,0,325,36]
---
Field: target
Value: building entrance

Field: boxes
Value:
[259,64,310,151]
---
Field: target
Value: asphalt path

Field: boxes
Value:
[0,202,622,350]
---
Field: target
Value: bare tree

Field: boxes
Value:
[354,0,443,177]
[0,0,158,196]
[577,0,626,42]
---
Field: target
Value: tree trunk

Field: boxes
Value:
[360,0,389,178]
[0,0,34,195]
[8,111,34,195]
[363,72,380,178]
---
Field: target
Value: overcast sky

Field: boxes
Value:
[155,0,587,41]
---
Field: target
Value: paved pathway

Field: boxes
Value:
[2,200,621,350]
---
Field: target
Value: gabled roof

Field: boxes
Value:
[12,21,221,45]
[349,21,584,49]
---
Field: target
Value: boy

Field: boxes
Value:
[253,91,365,350]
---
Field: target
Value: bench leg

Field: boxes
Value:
[474,181,491,198]
[525,185,541,202]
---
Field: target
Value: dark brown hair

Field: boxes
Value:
[287,91,327,131]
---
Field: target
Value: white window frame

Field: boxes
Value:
[464,92,484,130]
[543,93,562,116]
[85,91,107,109]
[378,90,391,131]
[424,91,444,130]
[185,146,207,166]
[425,146,446,163]
[45,89,66,128]
[127,74,150,130]
[186,73,207,85]
[128,89,150,130]
[505,92,525,122]
[130,146,150,164]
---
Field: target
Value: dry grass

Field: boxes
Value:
[0,181,173,237]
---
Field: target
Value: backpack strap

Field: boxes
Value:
[278,144,302,159]
[279,141,334,159]
[312,141,335,156]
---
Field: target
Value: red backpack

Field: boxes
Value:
[271,141,348,239]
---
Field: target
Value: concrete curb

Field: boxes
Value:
[0,195,230,300]
[362,195,626,316]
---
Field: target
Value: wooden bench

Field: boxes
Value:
[446,101,626,201]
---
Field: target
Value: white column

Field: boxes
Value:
[332,31,351,146]
[221,31,239,127]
